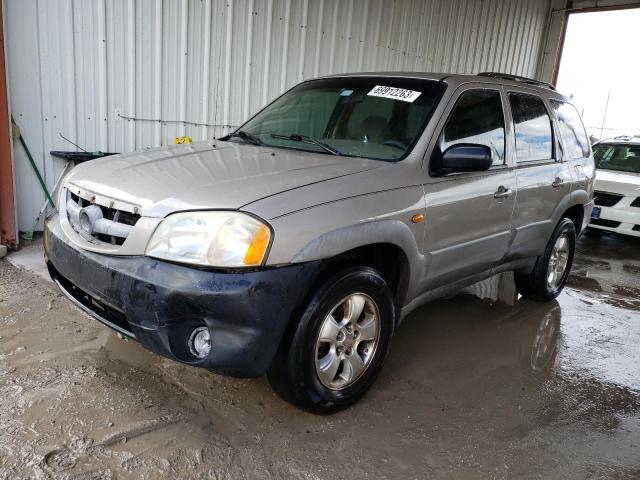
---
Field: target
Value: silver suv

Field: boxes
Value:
[45,72,595,413]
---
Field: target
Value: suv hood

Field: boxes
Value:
[595,169,640,196]
[65,141,382,218]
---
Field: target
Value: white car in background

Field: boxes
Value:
[590,137,640,237]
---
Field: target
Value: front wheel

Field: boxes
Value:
[515,218,576,302]
[268,266,395,414]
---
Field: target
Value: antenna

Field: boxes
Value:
[59,132,89,153]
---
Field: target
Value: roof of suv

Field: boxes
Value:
[321,71,569,101]
[596,136,640,146]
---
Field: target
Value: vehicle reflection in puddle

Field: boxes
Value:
[377,229,640,450]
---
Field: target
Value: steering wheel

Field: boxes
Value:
[383,139,409,150]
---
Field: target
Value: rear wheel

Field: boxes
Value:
[515,218,576,302]
[268,266,394,414]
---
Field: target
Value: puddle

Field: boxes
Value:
[1,231,639,479]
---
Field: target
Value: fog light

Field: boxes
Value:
[188,327,211,359]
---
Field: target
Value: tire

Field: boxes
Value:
[515,218,576,302]
[268,266,395,414]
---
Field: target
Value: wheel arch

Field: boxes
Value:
[549,191,585,236]
[289,219,423,308]
[314,243,411,310]
[274,222,421,359]
[274,244,409,364]
[561,203,584,235]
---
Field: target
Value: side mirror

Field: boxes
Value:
[440,144,492,173]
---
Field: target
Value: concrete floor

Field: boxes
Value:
[5,234,50,280]
[1,229,639,479]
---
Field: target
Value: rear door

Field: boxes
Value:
[422,84,516,289]
[507,91,573,259]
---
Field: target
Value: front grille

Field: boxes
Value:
[590,218,621,228]
[594,190,624,207]
[66,189,140,246]
[50,265,134,338]
[631,197,640,208]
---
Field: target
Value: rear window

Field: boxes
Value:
[550,100,590,159]
[509,93,553,163]
[593,143,640,174]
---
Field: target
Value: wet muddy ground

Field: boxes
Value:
[1,230,639,479]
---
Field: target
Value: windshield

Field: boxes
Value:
[228,77,446,161]
[593,143,640,174]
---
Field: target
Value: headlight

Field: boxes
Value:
[145,211,272,267]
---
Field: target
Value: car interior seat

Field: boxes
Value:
[357,116,393,144]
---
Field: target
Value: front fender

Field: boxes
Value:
[291,220,425,305]
[262,186,427,303]
[291,219,421,264]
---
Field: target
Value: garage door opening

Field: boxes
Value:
[555,7,640,142]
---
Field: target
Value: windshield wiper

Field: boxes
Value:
[228,130,264,146]
[270,133,341,156]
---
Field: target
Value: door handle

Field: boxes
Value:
[552,177,568,188]
[493,186,512,199]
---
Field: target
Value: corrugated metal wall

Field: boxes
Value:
[6,0,551,231]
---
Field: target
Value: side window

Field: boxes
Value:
[550,100,590,159]
[509,93,553,162]
[439,89,505,166]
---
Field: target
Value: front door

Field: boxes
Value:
[422,85,516,289]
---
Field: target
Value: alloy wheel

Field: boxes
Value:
[547,233,570,290]
[314,293,381,390]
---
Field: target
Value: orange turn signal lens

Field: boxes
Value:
[243,224,271,265]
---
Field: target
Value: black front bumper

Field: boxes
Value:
[45,215,320,377]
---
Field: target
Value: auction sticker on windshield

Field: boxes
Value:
[368,85,422,103]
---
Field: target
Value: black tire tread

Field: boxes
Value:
[268,266,394,414]
[515,217,576,302]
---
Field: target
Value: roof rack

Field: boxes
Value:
[477,72,556,91]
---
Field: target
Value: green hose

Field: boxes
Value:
[11,115,55,208]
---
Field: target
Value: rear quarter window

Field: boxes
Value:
[550,100,590,159]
